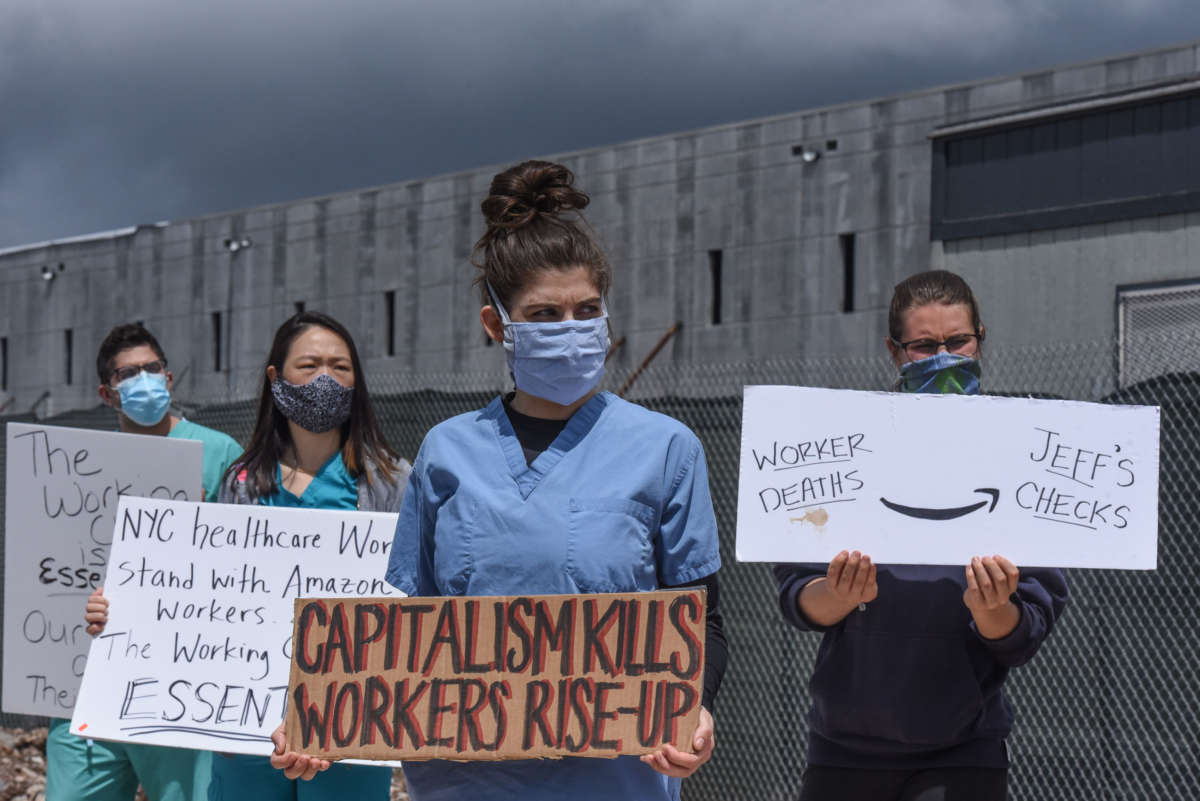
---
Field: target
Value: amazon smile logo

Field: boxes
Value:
[879,489,1000,521]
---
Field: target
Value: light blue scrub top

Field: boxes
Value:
[386,391,721,801]
[168,418,242,503]
[261,452,358,509]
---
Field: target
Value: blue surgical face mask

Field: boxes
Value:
[117,371,172,426]
[489,285,610,406]
[897,352,982,395]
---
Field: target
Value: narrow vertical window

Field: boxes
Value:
[294,301,306,314]
[384,291,396,357]
[708,249,723,325]
[212,312,222,372]
[64,329,73,385]
[839,233,856,313]
[1,336,8,392]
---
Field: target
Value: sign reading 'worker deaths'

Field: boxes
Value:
[284,590,707,761]
[2,423,203,718]
[736,386,1160,569]
[69,496,399,753]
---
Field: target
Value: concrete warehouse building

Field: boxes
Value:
[3,40,1200,413]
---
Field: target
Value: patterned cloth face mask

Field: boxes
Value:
[897,352,982,395]
[117,371,172,426]
[488,284,610,406]
[270,373,354,433]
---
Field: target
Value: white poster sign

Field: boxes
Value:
[2,423,203,717]
[70,497,399,754]
[736,386,1160,569]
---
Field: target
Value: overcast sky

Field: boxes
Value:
[2,0,1198,248]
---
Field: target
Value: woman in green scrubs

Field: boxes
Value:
[208,310,410,801]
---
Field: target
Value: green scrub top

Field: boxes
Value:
[214,452,387,799]
[168,418,242,503]
[261,451,358,510]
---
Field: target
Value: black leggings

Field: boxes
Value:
[798,765,1007,801]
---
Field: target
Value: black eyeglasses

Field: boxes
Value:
[890,333,982,360]
[109,359,167,385]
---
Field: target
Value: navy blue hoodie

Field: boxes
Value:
[774,563,1068,769]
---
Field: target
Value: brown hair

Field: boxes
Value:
[96,323,167,384]
[225,311,399,499]
[888,270,984,342]
[471,160,611,308]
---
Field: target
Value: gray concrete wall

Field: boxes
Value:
[934,212,1200,347]
[3,41,1200,414]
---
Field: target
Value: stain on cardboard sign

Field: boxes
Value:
[284,589,706,761]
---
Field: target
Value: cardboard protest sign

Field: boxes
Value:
[737,386,1160,569]
[3,423,203,717]
[69,496,399,752]
[284,590,706,761]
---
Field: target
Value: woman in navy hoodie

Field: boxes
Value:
[774,270,1068,801]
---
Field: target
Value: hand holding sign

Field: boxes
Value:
[271,725,330,780]
[84,588,109,636]
[796,551,878,628]
[825,550,878,608]
[640,706,714,778]
[963,555,1021,639]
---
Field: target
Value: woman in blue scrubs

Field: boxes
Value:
[272,161,727,800]
[210,310,411,801]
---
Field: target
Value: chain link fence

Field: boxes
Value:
[2,336,1197,800]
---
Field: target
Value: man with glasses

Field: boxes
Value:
[45,323,242,801]
[94,323,242,501]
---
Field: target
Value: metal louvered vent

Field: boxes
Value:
[1119,281,1200,388]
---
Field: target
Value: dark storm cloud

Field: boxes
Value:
[2,0,1199,248]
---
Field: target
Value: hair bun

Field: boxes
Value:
[481,160,590,231]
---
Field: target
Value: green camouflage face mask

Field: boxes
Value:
[898,352,981,395]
